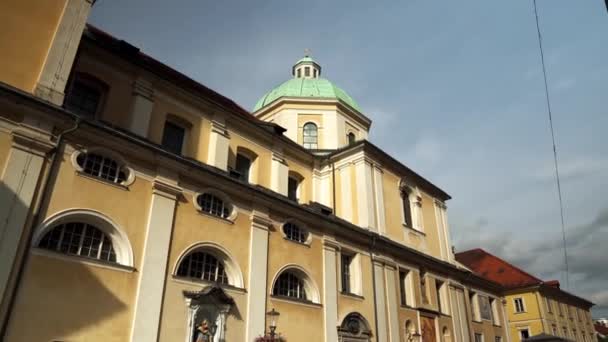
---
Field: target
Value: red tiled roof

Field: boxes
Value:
[545,280,560,288]
[595,323,608,335]
[455,248,543,289]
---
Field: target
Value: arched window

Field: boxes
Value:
[303,122,318,149]
[176,251,228,284]
[75,151,130,184]
[64,73,108,119]
[196,192,232,219]
[273,271,307,300]
[38,222,117,262]
[347,132,356,145]
[283,221,309,244]
[287,171,303,202]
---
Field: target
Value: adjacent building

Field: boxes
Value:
[456,249,595,342]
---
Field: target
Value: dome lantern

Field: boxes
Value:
[292,51,321,79]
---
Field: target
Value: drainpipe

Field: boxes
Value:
[0,117,80,339]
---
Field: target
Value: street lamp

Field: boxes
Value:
[266,308,281,341]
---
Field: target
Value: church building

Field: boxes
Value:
[0,1,508,341]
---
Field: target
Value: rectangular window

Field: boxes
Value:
[474,333,484,342]
[545,297,552,313]
[233,154,251,182]
[161,121,185,155]
[341,254,352,293]
[402,191,413,227]
[479,295,493,321]
[514,298,525,313]
[305,66,310,77]
[436,280,444,313]
[399,270,409,306]
[520,329,530,340]
[288,176,299,201]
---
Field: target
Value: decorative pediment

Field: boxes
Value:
[183,286,235,307]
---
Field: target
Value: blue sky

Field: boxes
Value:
[90,0,608,316]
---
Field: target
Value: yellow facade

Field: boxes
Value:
[506,290,595,342]
[0,2,510,342]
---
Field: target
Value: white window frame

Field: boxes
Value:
[172,242,244,288]
[514,297,526,313]
[193,189,238,222]
[32,208,134,267]
[339,250,362,296]
[71,148,136,186]
[518,327,530,341]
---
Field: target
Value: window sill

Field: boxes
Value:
[76,171,129,191]
[282,237,311,248]
[402,224,425,236]
[196,211,236,224]
[340,291,364,300]
[270,295,322,309]
[171,276,246,294]
[31,248,134,273]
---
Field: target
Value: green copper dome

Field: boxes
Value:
[253,78,361,112]
[253,55,361,112]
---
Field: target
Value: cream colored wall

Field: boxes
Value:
[228,132,272,187]
[158,193,252,342]
[266,216,325,342]
[6,145,152,341]
[336,252,376,340]
[539,292,595,341]
[0,0,67,93]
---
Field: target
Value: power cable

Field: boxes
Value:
[532,0,569,289]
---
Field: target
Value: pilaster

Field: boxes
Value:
[323,238,340,342]
[338,163,353,222]
[354,157,376,230]
[373,164,386,235]
[0,130,54,322]
[270,150,288,196]
[128,78,155,137]
[245,210,272,341]
[207,116,230,171]
[384,263,400,342]
[372,257,388,342]
[34,0,94,104]
[130,178,181,342]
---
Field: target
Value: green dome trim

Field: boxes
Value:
[253,78,361,112]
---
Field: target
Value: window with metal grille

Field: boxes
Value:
[283,222,308,244]
[272,271,307,300]
[38,222,116,262]
[196,193,231,219]
[65,79,104,118]
[176,251,228,284]
[76,152,128,184]
[302,122,318,149]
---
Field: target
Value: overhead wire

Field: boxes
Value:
[532,0,570,289]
